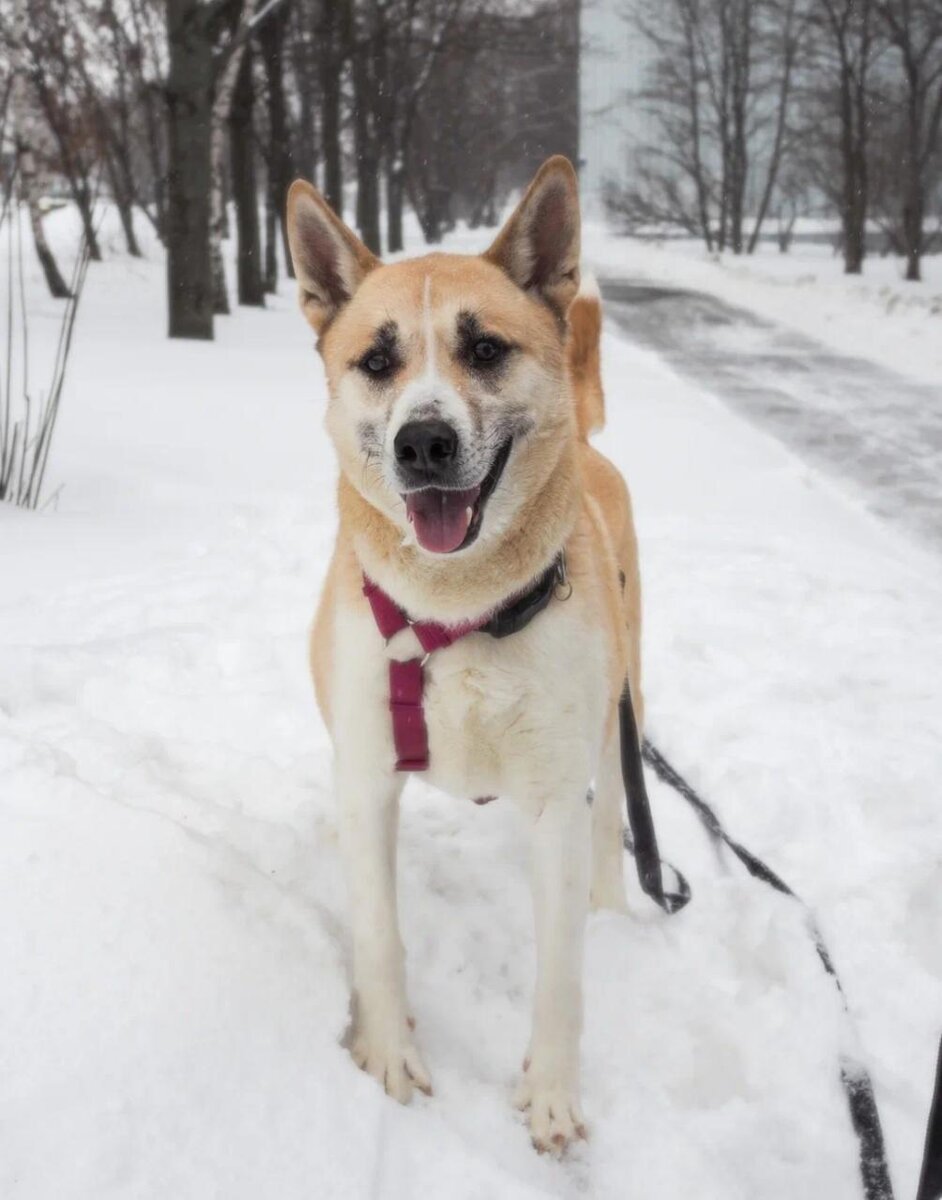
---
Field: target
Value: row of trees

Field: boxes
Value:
[613,0,942,279]
[0,0,578,338]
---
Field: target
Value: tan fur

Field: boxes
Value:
[568,292,605,439]
[288,156,644,1151]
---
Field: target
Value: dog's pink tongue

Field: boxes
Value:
[405,487,479,553]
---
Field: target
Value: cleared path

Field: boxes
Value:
[601,277,942,553]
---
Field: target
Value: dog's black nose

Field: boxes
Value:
[394,420,458,480]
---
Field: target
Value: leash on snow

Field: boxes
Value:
[917,1035,942,1200]
[617,691,895,1200]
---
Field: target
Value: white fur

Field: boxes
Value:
[383,277,474,471]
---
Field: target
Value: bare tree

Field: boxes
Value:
[615,0,805,253]
[348,0,383,253]
[258,0,295,285]
[747,0,809,252]
[6,0,71,297]
[876,0,942,280]
[209,0,257,315]
[382,0,468,251]
[125,0,170,239]
[22,1,104,260]
[229,41,265,305]
[807,0,879,274]
[317,0,346,216]
[165,0,216,338]
[67,0,150,257]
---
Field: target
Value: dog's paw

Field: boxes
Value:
[350,1025,432,1103]
[514,1067,588,1154]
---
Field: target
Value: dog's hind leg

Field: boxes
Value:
[590,725,629,913]
[515,793,590,1152]
[338,756,432,1102]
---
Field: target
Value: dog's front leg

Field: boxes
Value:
[338,755,432,1102]
[516,793,590,1152]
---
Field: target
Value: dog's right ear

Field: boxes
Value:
[286,181,379,333]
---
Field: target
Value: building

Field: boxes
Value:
[579,0,652,215]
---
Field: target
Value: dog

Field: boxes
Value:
[286,156,643,1153]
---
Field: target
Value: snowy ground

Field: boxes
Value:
[2,209,940,1199]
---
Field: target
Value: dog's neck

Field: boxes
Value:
[339,440,580,625]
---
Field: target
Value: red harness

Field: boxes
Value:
[362,578,491,771]
[362,556,566,772]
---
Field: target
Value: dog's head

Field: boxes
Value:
[286,157,580,557]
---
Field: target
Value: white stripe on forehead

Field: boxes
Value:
[422,274,435,379]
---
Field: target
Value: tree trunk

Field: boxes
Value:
[75,181,102,261]
[25,187,72,298]
[321,0,344,216]
[9,0,74,297]
[166,0,214,339]
[103,146,142,257]
[386,156,404,253]
[680,6,713,251]
[727,0,751,255]
[259,2,294,280]
[229,45,265,307]
[837,60,866,275]
[114,190,142,258]
[350,15,381,255]
[747,0,797,256]
[902,185,923,281]
[128,0,167,239]
[10,46,71,294]
[264,179,278,292]
[209,0,256,315]
[901,78,924,282]
[295,54,318,184]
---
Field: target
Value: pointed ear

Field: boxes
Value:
[484,156,581,319]
[286,180,379,333]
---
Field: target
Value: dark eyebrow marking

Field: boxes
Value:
[348,320,401,372]
[456,310,485,344]
[454,309,514,354]
[372,320,398,349]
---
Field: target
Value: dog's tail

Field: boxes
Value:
[568,273,605,440]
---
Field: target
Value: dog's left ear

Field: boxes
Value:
[484,156,581,319]
[286,179,379,333]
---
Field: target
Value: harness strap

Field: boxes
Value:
[362,555,565,772]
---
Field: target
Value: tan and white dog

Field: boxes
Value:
[286,156,643,1153]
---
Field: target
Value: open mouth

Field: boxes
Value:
[403,438,513,554]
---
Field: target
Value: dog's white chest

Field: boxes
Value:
[333,593,608,809]
[419,611,606,806]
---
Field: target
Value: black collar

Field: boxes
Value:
[482,553,568,640]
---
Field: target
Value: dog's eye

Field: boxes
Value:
[361,351,391,375]
[472,339,502,365]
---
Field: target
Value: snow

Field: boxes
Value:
[2,207,940,1199]
[582,225,942,390]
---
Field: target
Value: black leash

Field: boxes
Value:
[617,708,895,1199]
[617,688,690,914]
[917,1034,942,1200]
